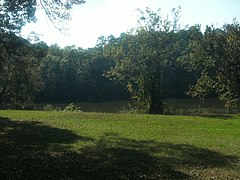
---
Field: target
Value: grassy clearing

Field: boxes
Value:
[0,110,239,179]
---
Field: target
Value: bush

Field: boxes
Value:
[118,103,144,114]
[63,103,82,112]
[163,103,177,115]
[43,104,62,111]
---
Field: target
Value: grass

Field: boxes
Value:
[0,110,239,179]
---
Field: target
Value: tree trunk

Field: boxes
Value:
[149,76,163,114]
[149,96,163,114]
[0,85,7,104]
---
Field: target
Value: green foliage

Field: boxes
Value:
[187,72,215,107]
[0,0,37,32]
[0,0,85,33]
[185,21,240,110]
[105,7,183,114]
[43,104,55,111]
[63,103,82,112]
[0,0,85,108]
[118,103,143,114]
[0,32,48,107]
[43,104,62,111]
[43,103,82,112]
[1,3,239,114]
[38,44,128,103]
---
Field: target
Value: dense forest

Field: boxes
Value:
[0,5,239,113]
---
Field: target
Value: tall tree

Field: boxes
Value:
[0,0,84,108]
[38,44,127,103]
[0,32,48,108]
[106,7,182,114]
[185,21,240,110]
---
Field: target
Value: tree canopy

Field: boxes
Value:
[0,5,239,113]
[0,0,85,32]
[0,0,86,108]
[0,31,48,108]
[105,7,184,114]
[185,20,240,110]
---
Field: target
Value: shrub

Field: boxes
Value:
[43,104,55,111]
[63,103,82,112]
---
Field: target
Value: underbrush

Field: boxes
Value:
[1,99,239,115]
[162,104,232,116]
[43,103,82,112]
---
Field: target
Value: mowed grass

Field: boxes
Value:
[0,110,239,179]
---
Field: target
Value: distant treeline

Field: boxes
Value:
[0,32,195,106]
[37,43,195,103]
[0,16,239,113]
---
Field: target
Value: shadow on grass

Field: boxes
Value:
[0,117,239,179]
[200,114,238,120]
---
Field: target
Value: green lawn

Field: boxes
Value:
[0,110,239,179]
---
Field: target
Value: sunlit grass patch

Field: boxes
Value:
[0,110,239,179]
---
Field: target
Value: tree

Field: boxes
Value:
[185,21,240,110]
[38,44,128,103]
[0,31,48,108]
[0,0,85,33]
[105,7,182,114]
[0,0,84,108]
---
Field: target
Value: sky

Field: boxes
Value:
[22,0,240,49]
